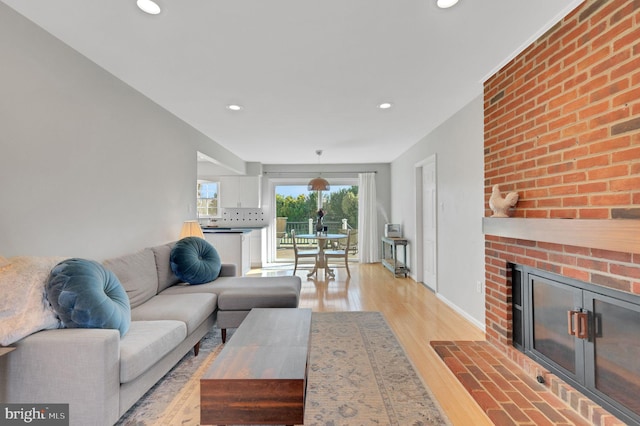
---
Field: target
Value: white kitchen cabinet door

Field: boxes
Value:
[204,233,249,276]
[250,229,262,268]
[219,176,261,208]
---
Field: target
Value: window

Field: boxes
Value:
[197,181,219,218]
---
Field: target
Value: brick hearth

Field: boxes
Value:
[431,341,625,426]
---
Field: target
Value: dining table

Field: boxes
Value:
[296,233,347,278]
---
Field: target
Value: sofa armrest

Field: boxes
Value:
[0,328,121,426]
[220,263,236,277]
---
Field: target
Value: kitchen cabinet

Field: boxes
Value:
[249,229,262,268]
[204,231,251,276]
[219,176,261,208]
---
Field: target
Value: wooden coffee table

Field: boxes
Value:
[200,308,312,426]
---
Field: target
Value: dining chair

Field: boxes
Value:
[291,229,319,275]
[338,228,358,254]
[324,229,351,277]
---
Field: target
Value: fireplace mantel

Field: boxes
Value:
[483,218,640,254]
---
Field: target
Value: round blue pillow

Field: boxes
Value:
[170,237,221,285]
[46,258,131,336]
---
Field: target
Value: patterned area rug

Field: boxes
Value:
[117,311,450,425]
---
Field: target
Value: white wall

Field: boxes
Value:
[0,4,244,260]
[390,95,485,328]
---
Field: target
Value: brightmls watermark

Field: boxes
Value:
[0,404,68,425]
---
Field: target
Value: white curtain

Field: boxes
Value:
[358,173,379,263]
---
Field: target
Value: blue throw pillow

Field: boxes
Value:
[46,258,131,336]
[170,237,221,285]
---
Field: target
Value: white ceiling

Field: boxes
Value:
[2,0,582,165]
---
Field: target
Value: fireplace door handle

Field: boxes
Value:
[567,310,588,339]
[567,310,578,336]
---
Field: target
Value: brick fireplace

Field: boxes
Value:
[483,0,640,423]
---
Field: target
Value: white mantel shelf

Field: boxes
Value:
[482,218,640,254]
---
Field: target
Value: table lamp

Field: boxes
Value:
[179,220,204,239]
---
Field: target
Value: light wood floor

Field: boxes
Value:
[248,262,493,425]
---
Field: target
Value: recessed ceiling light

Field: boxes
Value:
[137,0,161,15]
[437,0,459,8]
[378,102,393,109]
[226,104,243,111]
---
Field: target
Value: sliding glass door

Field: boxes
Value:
[274,183,358,262]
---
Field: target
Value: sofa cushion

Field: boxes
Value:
[159,275,302,298]
[103,249,159,308]
[46,258,131,336]
[130,293,216,335]
[170,237,221,285]
[0,256,64,345]
[149,242,181,293]
[119,320,187,383]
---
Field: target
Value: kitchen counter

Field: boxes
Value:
[202,227,261,234]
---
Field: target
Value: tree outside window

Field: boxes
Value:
[275,185,358,228]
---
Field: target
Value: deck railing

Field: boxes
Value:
[279,220,349,247]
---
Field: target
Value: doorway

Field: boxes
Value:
[415,155,437,290]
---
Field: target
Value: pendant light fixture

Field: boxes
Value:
[307,150,330,191]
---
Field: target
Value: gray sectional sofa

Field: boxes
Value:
[0,241,301,426]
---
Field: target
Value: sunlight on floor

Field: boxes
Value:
[247,262,425,314]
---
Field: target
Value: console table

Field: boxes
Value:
[200,308,312,426]
[381,236,409,277]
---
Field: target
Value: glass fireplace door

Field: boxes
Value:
[584,293,640,421]
[528,274,585,383]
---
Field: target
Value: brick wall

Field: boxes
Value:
[484,0,640,349]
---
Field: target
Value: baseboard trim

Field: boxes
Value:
[436,293,485,332]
